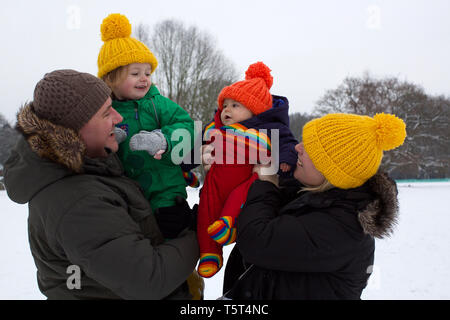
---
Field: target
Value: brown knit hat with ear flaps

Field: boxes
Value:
[32,69,111,132]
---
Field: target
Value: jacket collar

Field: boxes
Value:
[113,84,160,106]
[243,95,290,128]
[15,103,123,175]
[16,103,86,173]
[357,172,400,239]
[280,172,399,239]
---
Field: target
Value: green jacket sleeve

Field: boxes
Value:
[57,194,199,300]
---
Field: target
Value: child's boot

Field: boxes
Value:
[208,216,236,245]
[197,253,223,278]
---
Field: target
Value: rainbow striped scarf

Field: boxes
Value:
[203,122,271,157]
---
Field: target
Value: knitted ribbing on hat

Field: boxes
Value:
[217,62,273,115]
[97,13,158,78]
[302,113,406,189]
[33,69,111,131]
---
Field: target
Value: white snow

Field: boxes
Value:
[1,181,449,300]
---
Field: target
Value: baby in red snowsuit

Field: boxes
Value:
[197,62,298,277]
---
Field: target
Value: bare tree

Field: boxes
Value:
[134,23,150,46]
[289,112,314,142]
[135,19,238,125]
[313,73,450,179]
[0,113,8,127]
[0,113,19,168]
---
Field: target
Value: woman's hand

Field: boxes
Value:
[201,144,215,173]
[253,163,279,187]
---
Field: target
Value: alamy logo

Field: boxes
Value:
[66,5,81,30]
[366,5,381,30]
[169,121,280,175]
[66,265,81,290]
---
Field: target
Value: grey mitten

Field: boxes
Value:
[129,129,167,156]
[114,127,128,144]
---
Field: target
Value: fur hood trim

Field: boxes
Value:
[16,103,86,173]
[358,172,399,239]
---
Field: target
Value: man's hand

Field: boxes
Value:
[154,196,197,239]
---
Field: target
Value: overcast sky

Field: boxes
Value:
[1,0,449,124]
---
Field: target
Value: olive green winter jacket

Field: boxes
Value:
[113,85,194,210]
[3,104,199,299]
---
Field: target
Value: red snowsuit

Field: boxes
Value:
[197,112,271,278]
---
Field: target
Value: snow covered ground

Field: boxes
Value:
[1,181,449,300]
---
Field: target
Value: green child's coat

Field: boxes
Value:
[113,84,194,210]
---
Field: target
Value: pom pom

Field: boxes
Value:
[245,62,273,89]
[101,13,132,42]
[373,113,407,151]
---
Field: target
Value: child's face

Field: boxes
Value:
[293,142,325,187]
[114,63,152,100]
[220,99,253,125]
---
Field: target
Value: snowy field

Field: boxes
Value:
[1,181,449,300]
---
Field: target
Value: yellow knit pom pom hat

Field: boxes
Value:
[302,113,407,189]
[97,13,158,79]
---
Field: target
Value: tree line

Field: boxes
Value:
[290,72,449,180]
[0,19,448,186]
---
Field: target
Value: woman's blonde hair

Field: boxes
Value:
[299,179,335,193]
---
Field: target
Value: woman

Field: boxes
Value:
[222,112,406,300]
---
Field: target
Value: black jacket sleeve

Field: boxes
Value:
[236,180,365,273]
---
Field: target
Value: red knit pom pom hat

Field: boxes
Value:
[217,62,273,115]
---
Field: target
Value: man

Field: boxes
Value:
[4,69,199,299]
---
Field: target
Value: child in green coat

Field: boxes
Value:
[97,14,195,218]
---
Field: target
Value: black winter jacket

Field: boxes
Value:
[223,174,399,300]
[4,104,199,299]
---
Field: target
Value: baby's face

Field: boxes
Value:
[220,99,253,125]
[114,63,152,100]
